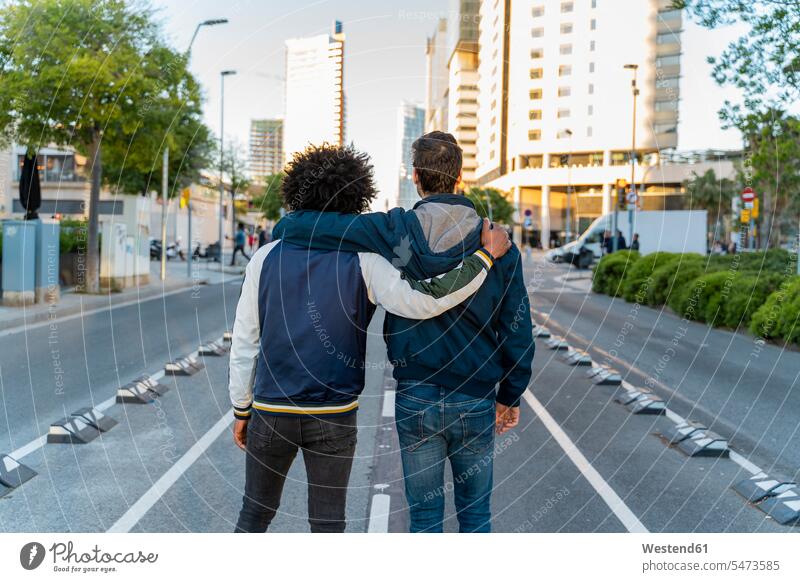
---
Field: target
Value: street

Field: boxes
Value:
[0,252,796,533]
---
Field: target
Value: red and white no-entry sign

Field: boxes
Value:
[742,187,755,208]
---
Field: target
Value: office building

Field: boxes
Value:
[248,118,284,181]
[475,0,710,247]
[395,102,425,210]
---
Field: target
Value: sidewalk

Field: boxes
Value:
[0,257,243,331]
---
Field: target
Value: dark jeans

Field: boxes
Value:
[234,412,357,533]
[395,382,495,533]
[231,245,250,266]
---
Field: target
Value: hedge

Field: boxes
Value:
[668,271,729,321]
[645,254,705,307]
[621,252,680,303]
[592,250,640,297]
[750,276,800,344]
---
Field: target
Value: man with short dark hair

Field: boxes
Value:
[229,143,511,533]
[273,131,534,532]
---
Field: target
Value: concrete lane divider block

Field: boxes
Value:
[0,454,37,496]
[545,336,570,351]
[116,381,158,404]
[164,356,202,376]
[47,417,101,444]
[560,348,592,366]
[199,341,228,357]
[185,355,205,372]
[676,429,729,458]
[71,407,118,432]
[222,331,233,344]
[755,488,800,525]
[134,375,170,397]
[590,366,622,386]
[532,327,552,339]
[733,473,797,503]
[660,420,708,445]
[626,393,666,415]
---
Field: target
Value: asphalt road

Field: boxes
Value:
[0,278,241,455]
[526,253,800,482]
[1,255,797,533]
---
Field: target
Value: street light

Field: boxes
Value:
[219,70,237,264]
[188,18,229,54]
[565,128,574,243]
[616,63,639,253]
[185,18,228,278]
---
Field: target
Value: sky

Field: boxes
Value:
[152,0,747,209]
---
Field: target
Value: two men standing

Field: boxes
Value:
[230,132,534,533]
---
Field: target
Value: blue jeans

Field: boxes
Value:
[395,382,495,533]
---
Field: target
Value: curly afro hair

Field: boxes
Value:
[282,143,377,214]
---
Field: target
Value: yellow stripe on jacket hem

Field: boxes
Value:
[252,401,359,415]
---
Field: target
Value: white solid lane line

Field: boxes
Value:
[8,370,168,461]
[107,409,233,533]
[522,390,649,533]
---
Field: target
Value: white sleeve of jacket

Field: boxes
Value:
[358,250,493,320]
[229,241,278,420]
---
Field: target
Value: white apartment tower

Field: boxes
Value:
[476,0,685,247]
[284,21,345,164]
[396,102,426,210]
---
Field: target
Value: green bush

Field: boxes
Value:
[707,248,791,274]
[750,276,800,343]
[644,254,705,306]
[592,250,640,297]
[722,273,784,329]
[621,252,680,303]
[668,271,733,322]
[59,218,87,255]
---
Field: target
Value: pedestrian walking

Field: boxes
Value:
[231,222,250,266]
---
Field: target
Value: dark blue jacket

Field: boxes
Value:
[273,194,534,406]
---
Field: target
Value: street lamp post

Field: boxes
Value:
[186,18,227,278]
[619,63,640,253]
[188,18,228,55]
[565,129,573,243]
[218,70,236,264]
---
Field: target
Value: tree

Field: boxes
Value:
[251,174,285,222]
[0,0,183,292]
[678,0,800,246]
[738,110,800,247]
[218,141,251,229]
[465,187,515,225]
[676,0,800,126]
[103,46,214,197]
[682,168,736,240]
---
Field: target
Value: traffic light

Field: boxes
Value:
[615,179,628,210]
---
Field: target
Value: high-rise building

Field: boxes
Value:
[284,21,345,164]
[475,0,693,247]
[446,0,480,186]
[249,119,284,181]
[424,2,480,187]
[425,19,449,134]
[395,102,425,210]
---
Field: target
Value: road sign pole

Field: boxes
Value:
[187,196,192,279]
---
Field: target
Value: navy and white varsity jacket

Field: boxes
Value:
[228,240,495,419]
